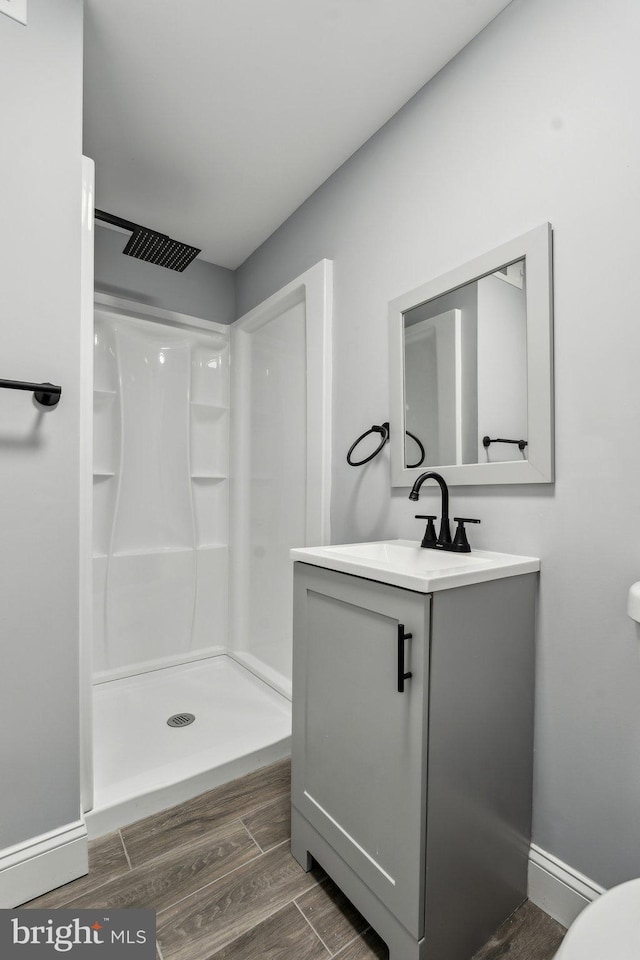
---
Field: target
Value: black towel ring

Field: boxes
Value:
[405,430,426,469]
[346,422,426,468]
[347,422,389,466]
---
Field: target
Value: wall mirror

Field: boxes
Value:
[388,223,553,486]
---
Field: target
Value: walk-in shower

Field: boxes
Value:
[85,264,331,836]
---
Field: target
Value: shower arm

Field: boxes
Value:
[95,209,139,232]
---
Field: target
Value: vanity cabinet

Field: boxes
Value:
[291,562,537,960]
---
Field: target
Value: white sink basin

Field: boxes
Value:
[291,539,539,593]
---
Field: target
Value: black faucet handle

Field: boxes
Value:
[415,515,438,549]
[450,517,481,553]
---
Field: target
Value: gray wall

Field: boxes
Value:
[95,224,235,324]
[0,0,84,846]
[236,0,640,888]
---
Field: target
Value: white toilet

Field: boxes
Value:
[553,879,640,958]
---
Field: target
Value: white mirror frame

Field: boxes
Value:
[388,223,554,486]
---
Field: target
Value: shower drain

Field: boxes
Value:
[167,713,196,728]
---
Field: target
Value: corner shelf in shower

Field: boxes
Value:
[96,544,228,559]
[190,401,228,412]
[94,387,118,480]
[191,473,227,481]
[111,546,198,558]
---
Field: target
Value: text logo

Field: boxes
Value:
[0,909,155,958]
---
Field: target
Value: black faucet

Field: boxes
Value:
[408,471,480,552]
[409,471,451,546]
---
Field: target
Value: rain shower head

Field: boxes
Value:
[123,226,200,272]
[95,209,201,272]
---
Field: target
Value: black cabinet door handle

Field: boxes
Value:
[397,624,413,693]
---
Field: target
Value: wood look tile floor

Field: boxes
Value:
[23,759,566,960]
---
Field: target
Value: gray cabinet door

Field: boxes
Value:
[292,563,430,938]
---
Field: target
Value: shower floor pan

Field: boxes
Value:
[86,655,291,838]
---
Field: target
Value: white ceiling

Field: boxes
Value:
[84,0,512,269]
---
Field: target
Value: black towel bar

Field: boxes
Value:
[0,378,62,408]
[482,435,527,452]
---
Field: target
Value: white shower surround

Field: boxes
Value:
[92,303,231,681]
[84,262,332,832]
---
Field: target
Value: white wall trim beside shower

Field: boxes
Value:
[80,157,96,815]
[0,820,88,909]
[528,843,605,928]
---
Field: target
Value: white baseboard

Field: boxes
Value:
[0,805,601,921]
[0,820,88,908]
[528,843,605,928]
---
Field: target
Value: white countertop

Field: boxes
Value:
[291,539,540,593]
